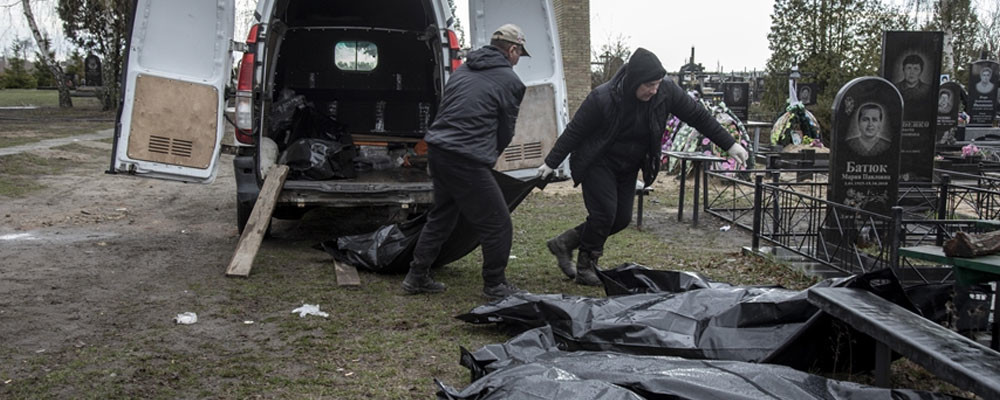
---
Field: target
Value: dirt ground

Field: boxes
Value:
[0,126,766,397]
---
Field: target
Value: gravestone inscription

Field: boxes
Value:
[967,59,999,127]
[828,77,902,217]
[723,82,750,121]
[881,31,942,182]
[936,81,963,144]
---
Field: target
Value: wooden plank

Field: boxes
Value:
[808,287,1000,400]
[333,260,361,287]
[225,165,289,277]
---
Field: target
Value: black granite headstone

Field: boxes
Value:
[967,59,999,126]
[723,82,749,121]
[85,54,102,87]
[881,31,942,183]
[935,81,962,143]
[828,77,902,217]
[798,83,818,106]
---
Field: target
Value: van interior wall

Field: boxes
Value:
[272,28,439,145]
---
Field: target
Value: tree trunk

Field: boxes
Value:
[22,0,73,108]
[940,0,955,78]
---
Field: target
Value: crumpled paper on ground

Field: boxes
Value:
[174,312,198,325]
[292,304,329,318]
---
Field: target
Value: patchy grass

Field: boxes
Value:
[0,143,107,197]
[0,138,976,398]
[0,92,114,149]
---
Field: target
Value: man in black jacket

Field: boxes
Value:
[537,48,748,285]
[402,24,528,300]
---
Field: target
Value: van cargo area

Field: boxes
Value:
[257,0,447,211]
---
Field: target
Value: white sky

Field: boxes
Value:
[1,0,774,72]
[3,0,997,74]
[454,0,775,73]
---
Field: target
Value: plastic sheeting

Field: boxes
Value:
[436,326,969,400]
[457,265,917,373]
[319,172,547,273]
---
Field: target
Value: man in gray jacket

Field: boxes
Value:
[402,24,528,300]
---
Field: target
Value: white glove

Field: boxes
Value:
[727,143,749,167]
[536,164,555,179]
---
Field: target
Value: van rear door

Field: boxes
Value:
[110,0,236,183]
[468,0,568,175]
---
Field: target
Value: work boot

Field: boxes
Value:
[575,250,603,286]
[546,228,580,279]
[482,280,523,301]
[401,267,446,294]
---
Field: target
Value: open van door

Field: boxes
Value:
[468,0,568,176]
[110,0,236,183]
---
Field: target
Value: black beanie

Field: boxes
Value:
[624,48,666,95]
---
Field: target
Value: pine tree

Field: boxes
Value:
[763,0,909,137]
[2,41,38,89]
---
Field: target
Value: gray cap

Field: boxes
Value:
[491,23,530,57]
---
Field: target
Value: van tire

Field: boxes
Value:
[236,198,271,238]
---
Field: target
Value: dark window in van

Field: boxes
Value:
[335,41,378,72]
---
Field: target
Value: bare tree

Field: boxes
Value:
[21,0,72,107]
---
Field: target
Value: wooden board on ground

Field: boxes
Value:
[225,165,289,277]
[334,260,361,286]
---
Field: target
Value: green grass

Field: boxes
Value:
[0,89,103,108]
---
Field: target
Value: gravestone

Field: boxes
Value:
[723,82,750,121]
[828,77,902,217]
[881,31,942,183]
[85,54,102,87]
[967,59,999,127]
[798,83,818,106]
[936,81,963,144]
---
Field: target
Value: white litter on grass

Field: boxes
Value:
[720,225,731,232]
[0,233,35,241]
[292,304,329,318]
[243,320,254,325]
[509,255,517,259]
[174,312,198,325]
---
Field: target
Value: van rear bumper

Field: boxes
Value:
[278,182,433,208]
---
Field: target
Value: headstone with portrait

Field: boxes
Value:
[828,77,902,217]
[723,82,750,121]
[797,83,818,106]
[881,31,942,182]
[936,81,963,144]
[967,59,999,127]
[85,54,102,87]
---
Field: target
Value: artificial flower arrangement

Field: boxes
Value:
[961,143,982,158]
[661,94,754,175]
[770,101,821,147]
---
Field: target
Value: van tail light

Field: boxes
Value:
[447,29,462,72]
[234,24,259,145]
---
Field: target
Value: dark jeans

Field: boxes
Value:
[576,161,637,253]
[411,146,512,286]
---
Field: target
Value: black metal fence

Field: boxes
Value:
[703,167,1000,282]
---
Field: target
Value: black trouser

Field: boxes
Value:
[411,146,512,286]
[575,161,637,253]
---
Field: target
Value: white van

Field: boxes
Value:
[110,0,568,233]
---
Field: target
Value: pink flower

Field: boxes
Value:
[702,138,710,145]
[962,144,980,157]
[704,150,713,156]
